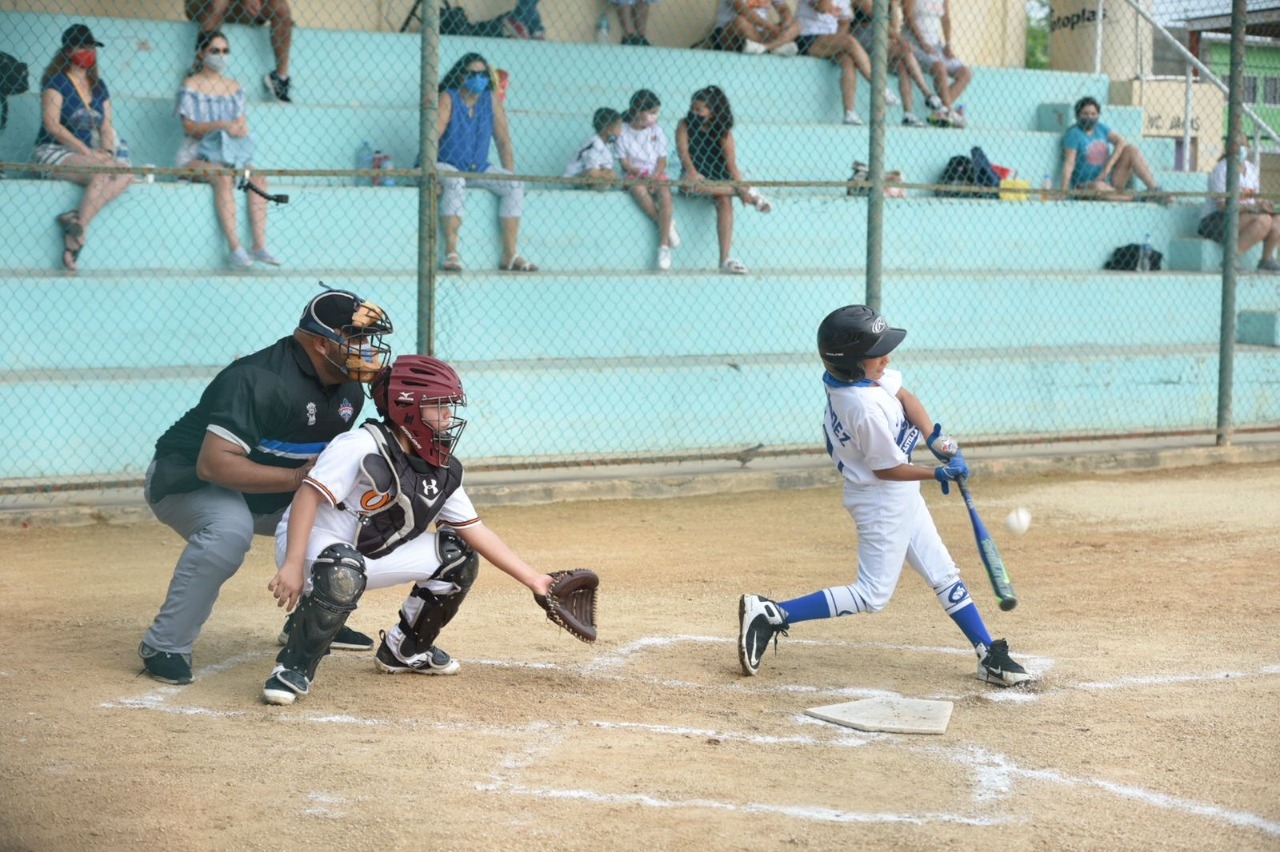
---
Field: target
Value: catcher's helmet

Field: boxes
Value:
[298,287,394,383]
[817,305,906,380]
[371,355,467,467]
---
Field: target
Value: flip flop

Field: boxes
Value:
[57,210,83,240]
[62,228,84,271]
[501,255,538,272]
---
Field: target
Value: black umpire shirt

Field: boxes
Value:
[149,336,364,515]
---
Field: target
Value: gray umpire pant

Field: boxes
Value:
[142,461,284,656]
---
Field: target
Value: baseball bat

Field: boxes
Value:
[955,475,1018,611]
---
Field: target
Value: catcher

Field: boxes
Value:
[261,354,597,706]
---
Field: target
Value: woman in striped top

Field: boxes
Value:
[176,29,281,269]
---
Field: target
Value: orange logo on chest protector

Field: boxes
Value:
[360,489,392,511]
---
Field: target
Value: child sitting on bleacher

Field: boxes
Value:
[564,107,622,190]
[617,89,679,271]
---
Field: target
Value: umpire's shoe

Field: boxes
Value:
[374,631,460,676]
[138,642,193,685]
[278,611,375,651]
[977,639,1033,687]
[262,665,310,705]
[738,594,790,677]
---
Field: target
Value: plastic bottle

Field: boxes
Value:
[372,150,396,187]
[356,140,374,187]
[1138,233,1152,273]
[596,12,610,45]
[1040,173,1052,201]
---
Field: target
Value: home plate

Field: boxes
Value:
[805,698,953,735]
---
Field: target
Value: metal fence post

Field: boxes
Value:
[417,0,441,356]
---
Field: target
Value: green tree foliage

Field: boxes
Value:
[1026,0,1048,69]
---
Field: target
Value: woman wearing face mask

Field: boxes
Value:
[1198,134,1280,274]
[675,86,772,275]
[177,30,282,269]
[33,24,134,272]
[1058,96,1169,204]
[617,89,679,271]
[435,52,536,272]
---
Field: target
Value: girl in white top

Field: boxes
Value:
[713,0,800,55]
[616,89,680,271]
[1197,135,1280,273]
[564,107,622,190]
[902,0,972,124]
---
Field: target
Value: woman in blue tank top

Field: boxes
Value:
[434,53,537,273]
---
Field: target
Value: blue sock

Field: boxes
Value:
[778,590,832,624]
[949,603,991,649]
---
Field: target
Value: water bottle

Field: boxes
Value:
[356,140,374,186]
[1040,173,1052,201]
[596,12,610,45]
[372,151,396,187]
[1138,233,1152,273]
[114,138,130,164]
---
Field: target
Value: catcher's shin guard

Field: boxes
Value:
[394,530,478,658]
[276,543,368,680]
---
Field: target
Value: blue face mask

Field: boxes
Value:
[605,133,618,143]
[464,72,489,93]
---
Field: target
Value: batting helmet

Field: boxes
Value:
[298,287,394,383]
[817,305,906,381]
[371,355,467,467]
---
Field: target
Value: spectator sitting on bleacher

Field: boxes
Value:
[185,0,294,103]
[849,0,948,127]
[33,24,134,272]
[617,89,678,271]
[177,29,282,269]
[901,0,970,128]
[1059,96,1170,204]
[612,0,659,46]
[436,52,537,272]
[564,107,622,190]
[675,85,772,276]
[710,0,801,56]
[1198,133,1280,274]
[794,0,875,126]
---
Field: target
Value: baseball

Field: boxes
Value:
[1005,507,1032,536]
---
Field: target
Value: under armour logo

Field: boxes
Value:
[423,478,440,498]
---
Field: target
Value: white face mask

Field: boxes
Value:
[1238,146,1248,162]
[203,52,228,73]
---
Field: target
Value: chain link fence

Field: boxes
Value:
[0,0,1276,506]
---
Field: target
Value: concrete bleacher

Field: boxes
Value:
[0,9,1275,480]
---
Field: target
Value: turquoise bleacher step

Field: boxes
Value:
[1238,311,1280,346]
[4,339,1277,480]
[1165,235,1263,271]
[0,177,1209,274]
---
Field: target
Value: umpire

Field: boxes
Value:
[138,287,394,684]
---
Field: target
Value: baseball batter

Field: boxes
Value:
[738,305,1032,687]
[261,355,559,705]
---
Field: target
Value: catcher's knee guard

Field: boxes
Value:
[276,543,368,680]
[396,530,477,657]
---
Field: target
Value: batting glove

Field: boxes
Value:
[926,423,959,461]
[933,451,969,495]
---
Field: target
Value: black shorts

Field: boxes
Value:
[1197,211,1228,244]
[797,34,820,55]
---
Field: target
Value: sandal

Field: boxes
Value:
[442,251,463,272]
[57,210,84,240]
[721,258,749,275]
[58,211,84,271]
[501,255,538,272]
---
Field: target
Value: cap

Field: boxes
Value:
[62,24,104,48]
[298,288,393,342]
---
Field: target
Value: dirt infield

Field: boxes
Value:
[2,463,1278,850]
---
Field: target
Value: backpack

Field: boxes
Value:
[0,51,29,131]
[440,1,472,35]
[969,146,1002,191]
[1104,243,1163,271]
[936,155,975,198]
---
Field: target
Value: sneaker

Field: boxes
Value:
[742,39,767,55]
[949,106,967,128]
[737,594,789,677]
[657,245,672,271]
[277,612,375,651]
[1258,257,1280,273]
[138,642,192,685]
[925,93,943,112]
[977,639,1033,687]
[884,86,901,106]
[770,42,799,57]
[902,113,926,127]
[228,246,252,268]
[262,665,309,705]
[721,258,749,275]
[667,220,681,249]
[843,110,864,126]
[927,109,953,128]
[263,70,292,104]
[374,631,460,675]
[250,247,283,266]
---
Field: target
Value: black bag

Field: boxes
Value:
[440,1,472,35]
[1104,243,1163,271]
[0,51,29,131]
[936,155,975,198]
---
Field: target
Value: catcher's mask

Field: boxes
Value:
[371,355,468,467]
[298,287,394,383]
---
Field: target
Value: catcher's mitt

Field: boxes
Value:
[533,569,599,643]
